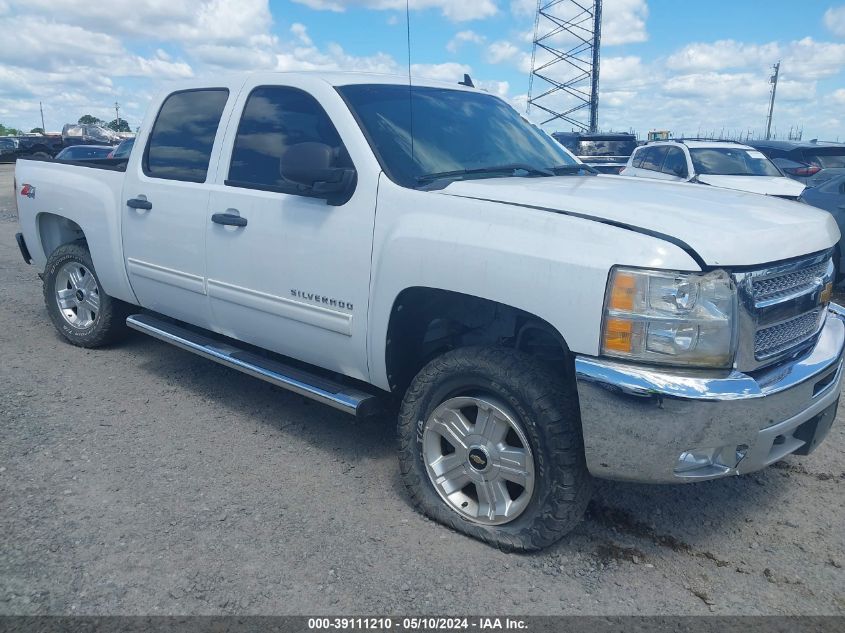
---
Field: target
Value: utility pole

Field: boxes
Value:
[765,61,780,141]
[589,0,602,133]
[114,101,121,131]
[39,102,45,133]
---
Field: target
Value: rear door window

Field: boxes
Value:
[662,147,688,178]
[631,148,647,168]
[144,89,229,183]
[641,146,668,172]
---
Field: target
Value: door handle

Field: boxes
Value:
[212,212,248,227]
[127,198,152,210]
[126,198,152,210]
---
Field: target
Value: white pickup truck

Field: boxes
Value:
[14,72,845,551]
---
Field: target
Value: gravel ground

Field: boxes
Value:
[0,162,843,616]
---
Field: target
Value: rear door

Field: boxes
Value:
[625,146,673,180]
[660,147,690,181]
[121,87,234,328]
[203,78,378,381]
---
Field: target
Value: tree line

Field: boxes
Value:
[1,115,131,136]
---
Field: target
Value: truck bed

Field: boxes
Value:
[14,156,137,304]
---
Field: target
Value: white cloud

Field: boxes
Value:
[667,37,845,80]
[411,62,473,81]
[292,0,498,22]
[0,17,193,80]
[514,0,648,46]
[509,0,535,16]
[447,30,485,53]
[9,0,272,43]
[602,0,649,45]
[486,40,521,64]
[825,5,845,38]
[477,79,510,98]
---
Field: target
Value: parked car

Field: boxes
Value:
[15,73,843,551]
[55,145,116,161]
[552,132,637,174]
[800,174,845,277]
[621,140,806,198]
[747,139,845,187]
[0,137,18,162]
[107,137,135,159]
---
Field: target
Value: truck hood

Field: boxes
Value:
[436,175,839,267]
[696,174,806,197]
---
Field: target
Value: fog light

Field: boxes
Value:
[675,449,718,473]
[674,445,747,478]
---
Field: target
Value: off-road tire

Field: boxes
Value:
[43,241,131,347]
[397,346,592,552]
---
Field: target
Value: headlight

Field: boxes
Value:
[601,267,736,368]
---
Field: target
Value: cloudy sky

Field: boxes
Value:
[0,0,844,139]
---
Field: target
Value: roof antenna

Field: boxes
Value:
[458,74,475,88]
[406,0,415,163]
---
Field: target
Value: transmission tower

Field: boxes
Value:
[528,0,602,132]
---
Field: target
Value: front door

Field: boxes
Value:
[204,81,377,381]
[122,87,232,329]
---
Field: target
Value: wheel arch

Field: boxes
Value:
[383,286,575,395]
[37,212,86,259]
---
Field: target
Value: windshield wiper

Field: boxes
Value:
[549,164,598,175]
[416,163,554,184]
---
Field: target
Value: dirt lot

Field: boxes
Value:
[0,162,843,615]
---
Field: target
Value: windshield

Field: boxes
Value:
[577,139,637,157]
[690,148,781,177]
[337,84,579,188]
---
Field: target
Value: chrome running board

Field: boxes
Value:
[126,313,379,418]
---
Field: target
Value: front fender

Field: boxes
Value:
[366,175,700,391]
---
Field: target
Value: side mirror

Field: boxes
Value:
[279,142,356,206]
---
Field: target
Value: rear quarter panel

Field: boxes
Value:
[15,159,137,304]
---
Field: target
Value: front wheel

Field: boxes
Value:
[43,242,131,347]
[397,346,592,551]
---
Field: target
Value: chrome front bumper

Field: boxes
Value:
[575,305,845,483]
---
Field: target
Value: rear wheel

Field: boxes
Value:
[43,242,131,347]
[397,346,592,551]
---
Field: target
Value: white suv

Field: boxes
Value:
[621,140,806,199]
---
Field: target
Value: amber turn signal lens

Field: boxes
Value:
[608,271,637,312]
[603,317,633,353]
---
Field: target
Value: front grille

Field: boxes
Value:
[755,309,823,360]
[752,260,829,303]
[735,252,833,370]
